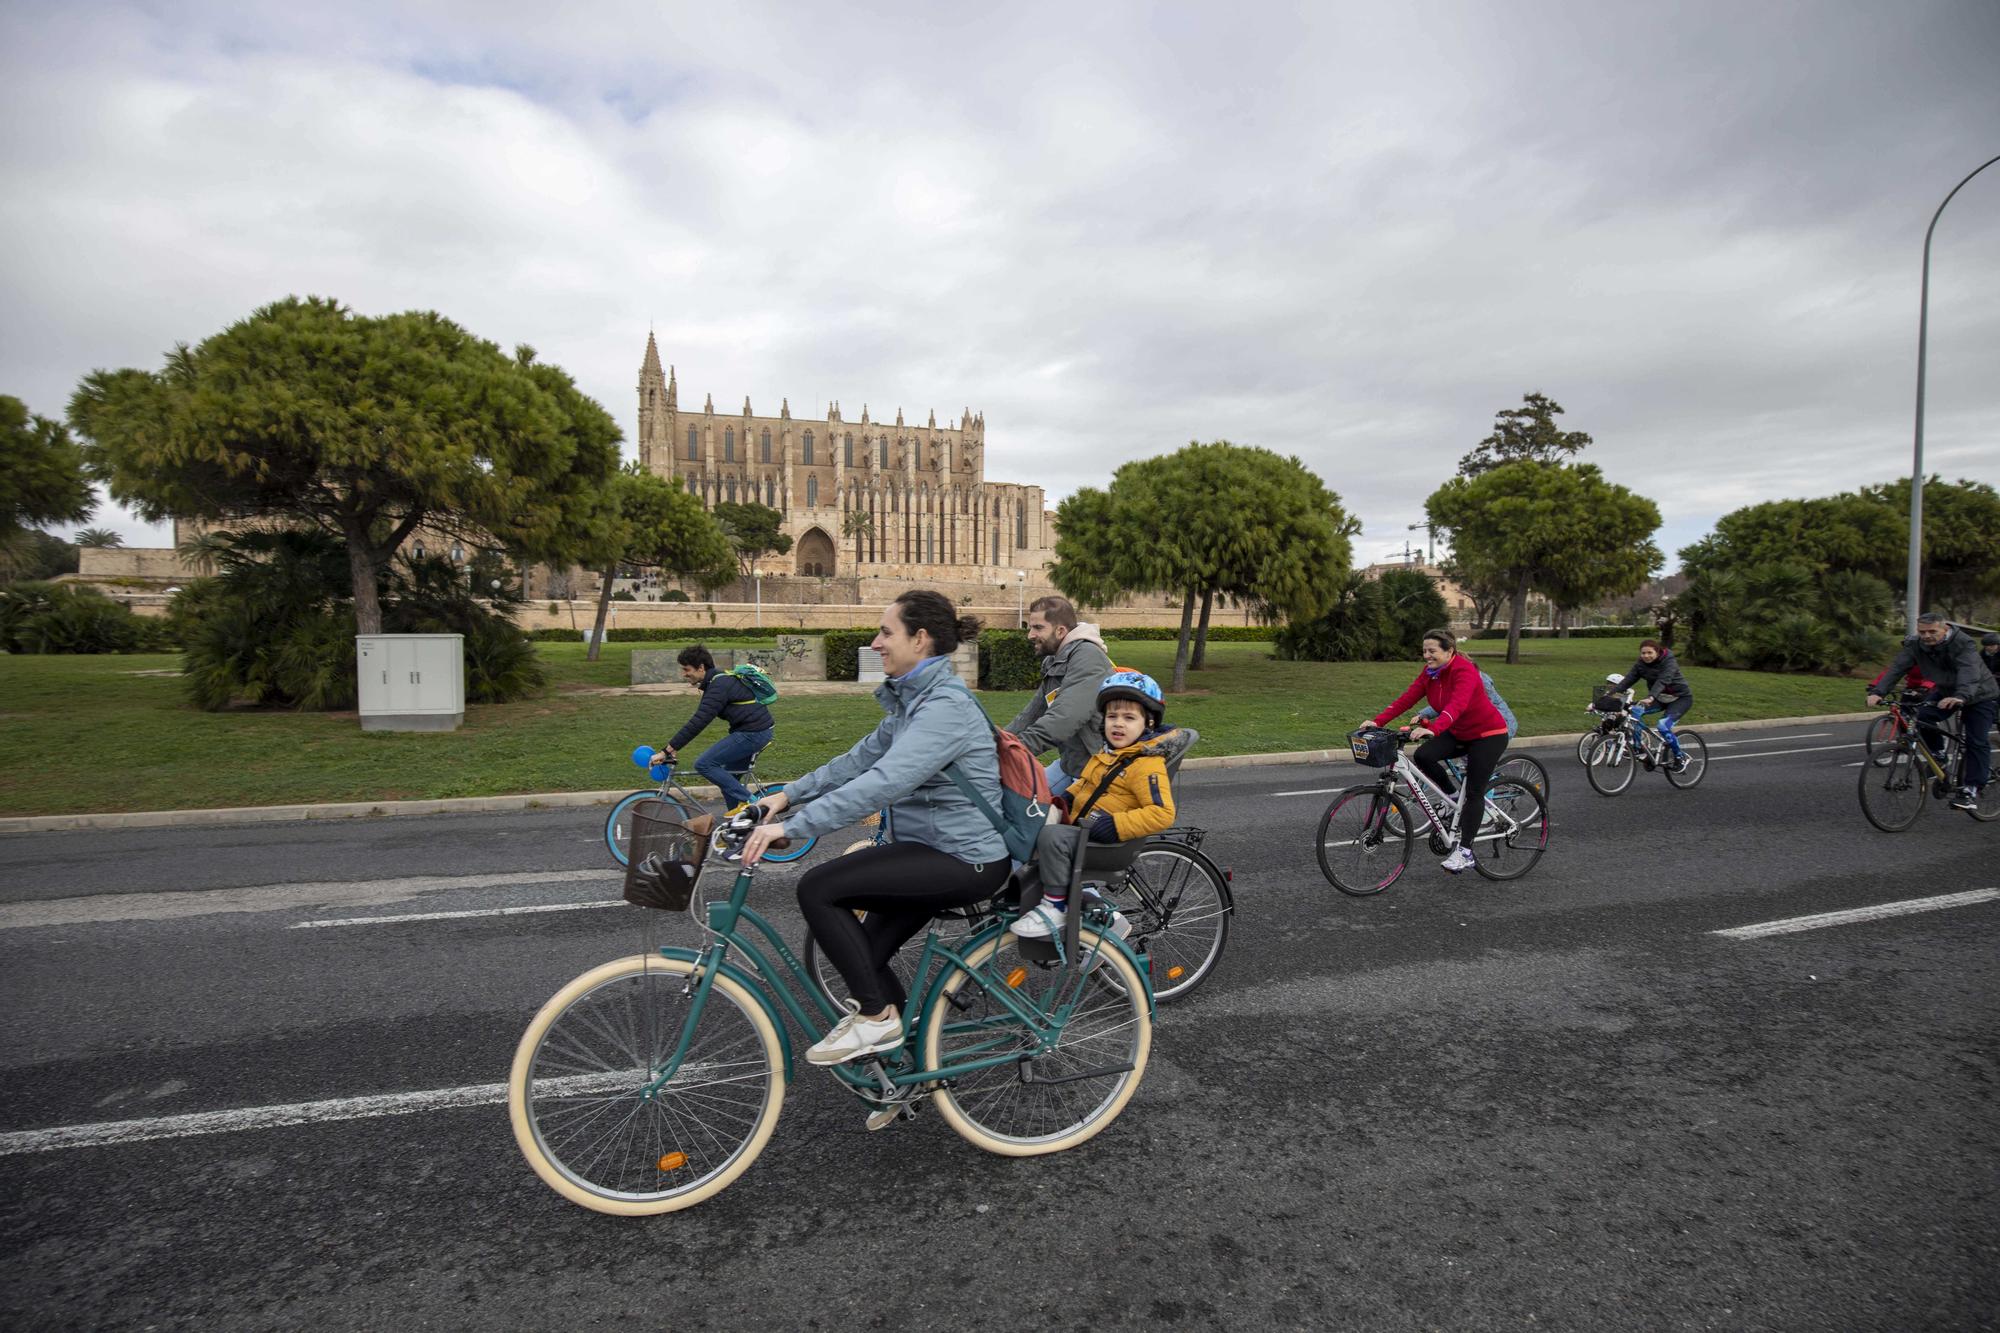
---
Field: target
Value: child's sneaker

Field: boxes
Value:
[1948,786,1978,811]
[1010,899,1066,940]
[1440,846,1476,873]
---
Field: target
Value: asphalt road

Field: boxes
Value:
[2,720,1996,1331]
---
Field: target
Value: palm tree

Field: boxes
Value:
[175,529,233,575]
[75,528,124,549]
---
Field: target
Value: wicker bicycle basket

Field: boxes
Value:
[622,800,705,911]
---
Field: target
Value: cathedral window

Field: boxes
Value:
[724,428,735,462]
[760,429,772,462]
[726,477,737,503]
[687,426,698,460]
[803,431,815,465]
[879,437,889,468]
[843,434,854,467]
[807,475,818,507]
[1017,503,1028,547]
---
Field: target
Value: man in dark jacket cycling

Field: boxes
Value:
[1607,640,1695,770]
[1867,614,1999,810]
[649,644,776,812]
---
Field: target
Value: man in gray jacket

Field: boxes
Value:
[1867,612,1999,810]
[1006,595,1115,791]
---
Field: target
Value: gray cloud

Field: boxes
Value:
[3,0,1995,566]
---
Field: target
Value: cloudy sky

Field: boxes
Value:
[4,0,1996,569]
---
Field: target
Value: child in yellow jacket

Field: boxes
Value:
[1012,669,1192,941]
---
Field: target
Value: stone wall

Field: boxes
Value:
[518,599,1271,633]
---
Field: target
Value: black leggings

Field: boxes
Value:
[1413,732,1509,849]
[796,842,1010,1013]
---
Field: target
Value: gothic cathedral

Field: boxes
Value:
[635,334,1054,581]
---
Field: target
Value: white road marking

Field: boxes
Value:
[1274,787,1344,798]
[0,1083,510,1156]
[1702,732,1831,747]
[1707,743,1860,762]
[293,900,625,929]
[1712,888,2000,941]
[0,1067,721,1157]
[0,869,613,930]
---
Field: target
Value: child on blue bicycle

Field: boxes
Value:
[1603,640,1694,771]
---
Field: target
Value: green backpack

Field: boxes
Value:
[727,663,780,706]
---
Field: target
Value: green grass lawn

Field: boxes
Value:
[0,637,1869,816]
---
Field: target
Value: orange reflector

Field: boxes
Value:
[1006,967,1029,988]
[657,1151,688,1171]
[1166,965,1186,981]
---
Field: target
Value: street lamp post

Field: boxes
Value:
[1015,570,1026,628]
[753,561,762,628]
[1904,152,2000,635]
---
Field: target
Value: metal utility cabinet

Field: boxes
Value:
[356,634,465,732]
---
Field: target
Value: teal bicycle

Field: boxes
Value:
[511,804,1154,1215]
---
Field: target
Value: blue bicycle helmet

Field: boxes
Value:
[1097,669,1165,726]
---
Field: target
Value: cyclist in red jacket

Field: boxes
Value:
[1367,628,1511,874]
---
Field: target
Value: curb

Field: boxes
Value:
[0,713,1877,835]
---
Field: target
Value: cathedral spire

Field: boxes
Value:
[641,330,664,380]
[666,364,677,408]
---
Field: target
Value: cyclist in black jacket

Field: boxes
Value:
[649,645,776,811]
[1608,640,1695,770]
[1867,614,1999,810]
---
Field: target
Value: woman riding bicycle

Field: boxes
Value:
[739,590,1010,1066]
[1366,627,1510,874]
[1606,640,1693,771]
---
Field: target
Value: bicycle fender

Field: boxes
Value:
[654,945,797,1080]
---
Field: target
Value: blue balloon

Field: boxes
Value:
[631,745,656,769]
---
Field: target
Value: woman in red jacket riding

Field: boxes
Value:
[1366,627,1511,874]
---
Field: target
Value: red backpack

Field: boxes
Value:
[941,678,1054,861]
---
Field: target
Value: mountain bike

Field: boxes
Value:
[1579,701,1708,795]
[1857,698,2000,831]
[1863,690,1924,767]
[604,746,817,867]
[511,806,1153,1215]
[1316,729,1549,894]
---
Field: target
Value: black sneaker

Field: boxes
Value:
[1948,786,1978,811]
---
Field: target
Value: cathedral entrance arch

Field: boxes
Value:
[795,526,836,578]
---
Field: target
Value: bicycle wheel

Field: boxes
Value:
[1856,745,1927,833]
[1664,732,1708,788]
[509,954,785,1215]
[1108,842,1231,1002]
[1575,730,1598,765]
[1469,779,1548,881]
[605,791,697,868]
[752,782,818,863]
[1315,786,1413,895]
[1584,733,1635,796]
[1864,714,1901,767]
[921,929,1150,1156]
[1494,753,1551,807]
[1972,779,2000,823]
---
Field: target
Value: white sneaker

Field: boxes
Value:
[1440,846,1477,873]
[1010,900,1067,940]
[806,1001,903,1066]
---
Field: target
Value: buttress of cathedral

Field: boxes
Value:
[636,334,1054,582]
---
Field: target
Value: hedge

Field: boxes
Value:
[978,629,1041,690]
[823,629,872,681]
[1470,626,1650,640]
[524,626,877,644]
